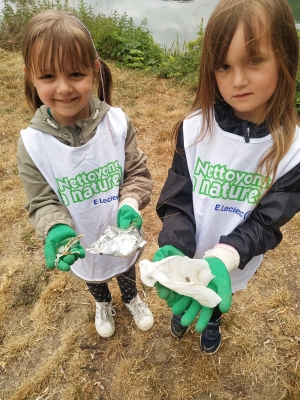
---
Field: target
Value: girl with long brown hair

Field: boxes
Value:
[153,0,300,354]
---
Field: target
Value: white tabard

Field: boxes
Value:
[21,107,138,282]
[183,111,300,291]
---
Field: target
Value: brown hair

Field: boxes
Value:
[22,10,113,113]
[173,0,299,180]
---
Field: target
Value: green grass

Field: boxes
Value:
[12,269,50,308]
[21,228,40,251]
[13,279,40,307]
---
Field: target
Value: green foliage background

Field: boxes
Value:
[0,0,299,112]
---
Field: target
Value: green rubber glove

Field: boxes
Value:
[153,245,185,262]
[154,282,183,307]
[44,224,85,272]
[117,205,142,230]
[172,257,232,332]
[153,245,185,306]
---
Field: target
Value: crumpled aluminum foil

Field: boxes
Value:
[86,225,146,257]
[55,234,84,267]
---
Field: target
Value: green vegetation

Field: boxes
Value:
[0,0,299,112]
[0,0,202,88]
[13,278,40,307]
[12,269,50,307]
[21,228,40,251]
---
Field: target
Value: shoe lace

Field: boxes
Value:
[132,298,148,319]
[97,303,116,323]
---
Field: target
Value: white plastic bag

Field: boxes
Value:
[139,256,221,308]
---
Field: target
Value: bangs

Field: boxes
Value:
[29,25,95,75]
[243,12,270,57]
[210,22,236,71]
[210,7,269,71]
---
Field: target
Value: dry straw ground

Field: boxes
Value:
[0,48,300,400]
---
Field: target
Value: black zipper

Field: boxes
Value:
[242,122,250,143]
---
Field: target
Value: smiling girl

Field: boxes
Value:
[17,10,154,338]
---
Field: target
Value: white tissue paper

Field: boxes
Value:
[139,256,222,308]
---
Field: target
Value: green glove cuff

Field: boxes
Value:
[117,205,142,230]
[153,245,184,262]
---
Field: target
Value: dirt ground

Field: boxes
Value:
[0,48,300,400]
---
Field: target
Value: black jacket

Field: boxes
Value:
[156,102,300,269]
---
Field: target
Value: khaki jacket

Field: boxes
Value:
[17,97,153,242]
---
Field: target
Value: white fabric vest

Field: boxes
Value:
[21,107,138,282]
[183,111,300,292]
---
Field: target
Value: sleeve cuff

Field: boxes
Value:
[204,244,240,272]
[118,197,140,213]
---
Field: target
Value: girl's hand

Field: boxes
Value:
[172,257,232,332]
[153,245,185,261]
[117,197,142,229]
[44,224,85,271]
[153,245,185,306]
[154,282,183,307]
[117,205,142,230]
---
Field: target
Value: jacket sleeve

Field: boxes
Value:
[156,123,197,257]
[17,137,74,242]
[220,161,300,269]
[119,114,153,210]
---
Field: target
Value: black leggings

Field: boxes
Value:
[86,265,137,304]
[210,292,235,321]
[211,305,222,321]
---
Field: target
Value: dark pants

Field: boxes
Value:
[210,291,235,322]
[86,265,137,304]
[211,305,222,321]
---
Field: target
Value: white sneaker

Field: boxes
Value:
[126,294,154,331]
[95,301,116,338]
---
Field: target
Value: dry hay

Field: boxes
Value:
[0,49,299,400]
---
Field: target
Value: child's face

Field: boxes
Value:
[214,21,279,124]
[28,46,97,127]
